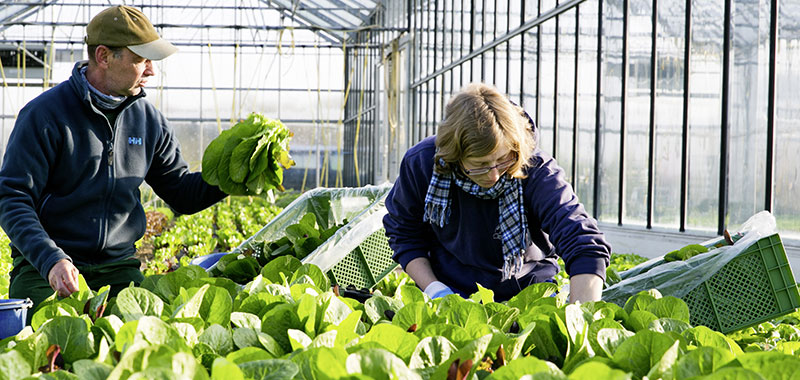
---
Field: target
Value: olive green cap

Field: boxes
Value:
[85,5,177,60]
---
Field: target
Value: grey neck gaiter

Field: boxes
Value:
[80,66,127,110]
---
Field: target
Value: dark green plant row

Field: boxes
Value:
[137,196,283,275]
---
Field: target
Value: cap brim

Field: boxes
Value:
[128,38,178,60]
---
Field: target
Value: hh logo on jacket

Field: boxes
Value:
[128,137,143,145]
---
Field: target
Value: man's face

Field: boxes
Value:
[104,47,154,97]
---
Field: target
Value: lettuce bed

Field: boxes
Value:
[2,256,800,380]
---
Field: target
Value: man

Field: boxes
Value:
[0,5,227,313]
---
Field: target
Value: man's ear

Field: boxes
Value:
[94,45,112,68]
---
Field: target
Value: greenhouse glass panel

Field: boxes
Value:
[523,28,540,126]
[772,1,800,238]
[475,0,485,49]
[495,44,509,92]
[508,35,523,102]
[687,0,724,232]
[557,10,577,185]
[599,0,624,223]
[442,0,451,67]
[653,0,685,229]
[485,49,495,84]
[525,0,540,19]
[622,0,653,226]
[727,0,770,231]
[539,19,556,156]
[576,1,600,213]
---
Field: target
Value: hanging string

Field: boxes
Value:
[352,32,370,187]
[230,42,239,125]
[335,34,353,188]
[207,43,222,133]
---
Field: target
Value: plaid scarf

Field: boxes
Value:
[423,159,529,280]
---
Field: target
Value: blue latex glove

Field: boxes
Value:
[424,281,455,299]
[432,287,455,299]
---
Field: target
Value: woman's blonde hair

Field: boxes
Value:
[434,83,536,179]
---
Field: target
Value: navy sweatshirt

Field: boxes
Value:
[383,136,610,301]
[0,61,227,279]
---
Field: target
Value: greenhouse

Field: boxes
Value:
[0,0,799,379]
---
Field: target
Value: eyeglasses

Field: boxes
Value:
[461,155,516,176]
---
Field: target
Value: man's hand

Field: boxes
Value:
[47,259,80,297]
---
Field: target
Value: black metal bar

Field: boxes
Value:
[411,0,588,88]
[506,0,512,95]
[433,0,440,129]
[0,2,372,11]
[536,0,543,129]
[572,5,580,189]
[4,21,409,32]
[680,0,692,231]
[619,0,629,226]
[482,0,487,81]
[411,0,419,145]
[593,0,604,219]
[434,0,440,83]
[765,0,778,212]
[718,0,732,235]
[648,0,658,229]
[450,0,456,65]
[553,13,560,158]
[519,0,526,105]
[0,38,373,49]
[471,0,476,82]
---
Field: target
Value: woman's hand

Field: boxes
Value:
[568,273,604,303]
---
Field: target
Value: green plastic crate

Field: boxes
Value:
[233,185,397,290]
[681,234,800,333]
[326,227,398,290]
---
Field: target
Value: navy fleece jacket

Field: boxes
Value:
[0,61,227,279]
[383,136,611,301]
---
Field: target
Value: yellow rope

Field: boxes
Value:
[44,27,56,90]
[300,35,321,193]
[336,36,353,188]
[352,33,370,187]
[385,40,401,152]
[16,45,21,93]
[230,42,239,125]
[0,54,10,118]
[207,43,222,133]
[21,41,27,91]
[320,42,331,187]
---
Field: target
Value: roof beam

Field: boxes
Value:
[0,1,58,34]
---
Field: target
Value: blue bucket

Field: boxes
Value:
[0,298,33,339]
[190,252,228,269]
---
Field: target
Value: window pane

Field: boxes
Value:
[773,1,800,238]
[727,0,770,230]
[686,0,723,232]
[539,18,556,155]
[576,1,600,214]
[652,0,685,228]
[599,0,624,223]
[621,0,653,226]
[557,10,577,184]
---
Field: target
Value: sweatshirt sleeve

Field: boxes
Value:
[0,110,71,278]
[145,115,227,214]
[526,153,611,279]
[383,143,437,269]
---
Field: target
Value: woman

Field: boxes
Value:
[383,83,610,302]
